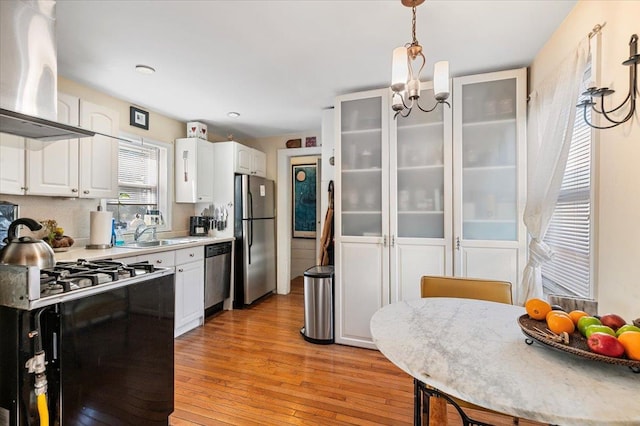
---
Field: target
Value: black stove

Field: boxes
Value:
[0,258,175,425]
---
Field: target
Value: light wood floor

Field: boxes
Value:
[171,278,544,426]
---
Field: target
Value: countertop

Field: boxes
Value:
[54,236,234,262]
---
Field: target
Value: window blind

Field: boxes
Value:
[542,69,592,298]
[115,141,159,205]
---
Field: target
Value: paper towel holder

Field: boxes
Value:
[86,208,114,249]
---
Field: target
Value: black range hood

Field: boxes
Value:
[0,108,95,141]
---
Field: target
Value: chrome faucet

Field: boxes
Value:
[134,224,157,242]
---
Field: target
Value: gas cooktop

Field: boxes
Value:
[0,259,174,310]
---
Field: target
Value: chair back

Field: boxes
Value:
[420,276,513,305]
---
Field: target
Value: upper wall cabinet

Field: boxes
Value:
[0,133,26,195]
[26,93,80,196]
[234,143,266,177]
[175,137,214,203]
[79,100,119,199]
[0,94,119,198]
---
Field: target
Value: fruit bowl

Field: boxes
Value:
[518,315,640,373]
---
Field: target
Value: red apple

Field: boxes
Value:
[587,332,625,358]
[599,314,627,331]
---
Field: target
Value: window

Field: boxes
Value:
[542,65,593,298]
[106,135,172,233]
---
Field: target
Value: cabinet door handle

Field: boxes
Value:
[178,268,183,272]
[156,259,163,264]
[391,235,396,247]
[189,253,194,257]
[71,188,78,193]
[456,237,461,250]
[83,190,89,194]
[20,186,28,191]
[383,235,387,247]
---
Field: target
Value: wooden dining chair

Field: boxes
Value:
[418,275,518,426]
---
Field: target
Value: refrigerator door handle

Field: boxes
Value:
[248,219,253,264]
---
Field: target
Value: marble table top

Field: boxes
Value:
[370,298,640,426]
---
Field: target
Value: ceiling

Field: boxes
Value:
[56,0,577,141]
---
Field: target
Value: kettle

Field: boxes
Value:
[0,218,55,269]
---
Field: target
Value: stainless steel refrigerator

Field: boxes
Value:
[234,174,276,307]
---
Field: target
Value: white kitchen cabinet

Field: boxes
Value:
[137,250,176,268]
[175,137,214,203]
[233,142,266,177]
[335,89,390,349]
[335,84,452,349]
[452,68,527,295]
[79,100,119,199]
[26,93,80,196]
[5,95,119,198]
[0,133,26,195]
[335,69,526,348]
[123,246,205,337]
[174,246,204,337]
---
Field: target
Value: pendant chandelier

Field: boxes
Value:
[390,0,450,119]
[577,33,639,129]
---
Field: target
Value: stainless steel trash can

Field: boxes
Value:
[300,265,334,344]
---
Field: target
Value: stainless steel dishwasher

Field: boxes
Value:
[204,242,232,316]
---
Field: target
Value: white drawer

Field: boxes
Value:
[175,246,203,265]
[137,250,176,267]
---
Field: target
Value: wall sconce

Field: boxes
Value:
[577,34,638,129]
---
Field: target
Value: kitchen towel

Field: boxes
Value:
[89,211,113,246]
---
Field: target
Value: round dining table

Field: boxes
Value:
[370,298,640,426]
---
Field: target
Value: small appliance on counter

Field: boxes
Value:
[189,216,211,236]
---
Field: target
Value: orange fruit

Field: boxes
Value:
[525,298,552,320]
[617,331,640,360]
[547,313,575,334]
[568,310,589,326]
[546,309,570,322]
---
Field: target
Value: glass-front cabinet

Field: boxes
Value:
[335,69,527,349]
[336,89,389,349]
[340,95,386,237]
[394,88,447,239]
[453,68,527,288]
[390,84,453,303]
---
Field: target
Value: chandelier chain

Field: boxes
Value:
[411,6,418,46]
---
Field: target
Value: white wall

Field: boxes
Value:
[529,0,640,320]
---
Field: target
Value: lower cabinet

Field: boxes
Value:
[174,247,204,337]
[128,247,205,338]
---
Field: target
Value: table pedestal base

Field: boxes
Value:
[414,379,496,426]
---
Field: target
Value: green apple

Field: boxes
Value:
[578,316,602,336]
[584,324,616,338]
[615,324,640,337]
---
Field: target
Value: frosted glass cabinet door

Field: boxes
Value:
[459,78,518,241]
[395,88,446,239]
[340,96,383,237]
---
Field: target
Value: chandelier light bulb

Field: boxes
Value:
[391,47,409,92]
[433,61,450,101]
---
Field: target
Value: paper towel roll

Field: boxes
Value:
[89,211,113,246]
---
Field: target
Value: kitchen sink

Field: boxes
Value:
[117,239,186,249]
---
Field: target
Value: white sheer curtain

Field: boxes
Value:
[518,38,590,305]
